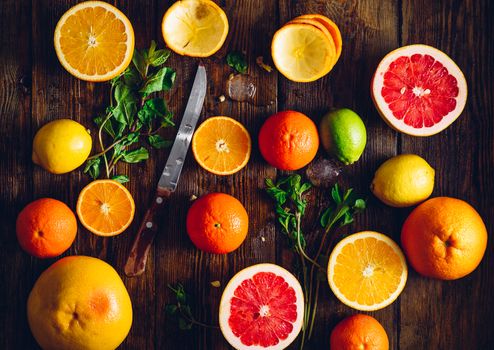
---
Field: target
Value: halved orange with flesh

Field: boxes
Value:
[328,231,408,311]
[54,1,135,82]
[76,180,135,236]
[192,117,251,175]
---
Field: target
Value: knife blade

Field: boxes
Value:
[124,65,207,277]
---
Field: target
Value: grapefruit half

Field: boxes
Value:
[371,44,467,136]
[219,263,304,350]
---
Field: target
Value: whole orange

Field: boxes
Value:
[330,314,389,350]
[186,193,249,254]
[401,197,487,280]
[27,256,132,350]
[16,198,77,258]
[258,110,319,170]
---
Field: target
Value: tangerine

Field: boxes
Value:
[330,314,389,350]
[16,198,77,258]
[186,193,248,254]
[258,110,319,170]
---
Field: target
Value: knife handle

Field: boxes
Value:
[124,187,172,277]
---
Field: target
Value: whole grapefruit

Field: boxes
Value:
[258,110,319,170]
[27,256,133,350]
[401,197,487,280]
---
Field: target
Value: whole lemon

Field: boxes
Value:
[32,119,92,174]
[27,256,132,350]
[319,108,367,165]
[371,154,435,207]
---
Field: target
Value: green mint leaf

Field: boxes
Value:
[132,48,148,77]
[340,211,354,227]
[94,115,116,138]
[148,40,157,57]
[122,147,149,163]
[178,318,193,330]
[138,98,175,128]
[226,52,248,74]
[148,134,172,149]
[299,182,312,194]
[111,174,130,184]
[149,46,171,67]
[165,304,178,315]
[83,157,101,179]
[140,67,176,95]
[121,132,140,146]
[354,199,366,211]
[331,184,342,204]
[265,178,275,188]
[320,207,332,228]
[113,83,137,125]
[123,65,141,89]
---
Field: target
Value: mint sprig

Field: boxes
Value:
[85,41,176,182]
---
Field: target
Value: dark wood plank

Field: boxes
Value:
[399,0,494,349]
[277,0,401,348]
[154,1,278,349]
[0,0,34,348]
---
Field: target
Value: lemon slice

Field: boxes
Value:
[162,0,229,57]
[328,231,408,311]
[271,23,334,82]
[54,1,135,82]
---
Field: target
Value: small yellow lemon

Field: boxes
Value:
[27,256,133,350]
[371,154,435,207]
[32,119,92,174]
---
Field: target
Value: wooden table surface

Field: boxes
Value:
[1,0,493,349]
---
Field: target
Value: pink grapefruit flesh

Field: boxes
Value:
[219,263,304,350]
[372,44,467,136]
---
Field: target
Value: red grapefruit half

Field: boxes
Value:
[371,44,467,136]
[219,263,304,350]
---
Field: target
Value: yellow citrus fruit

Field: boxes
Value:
[76,180,135,236]
[32,119,92,174]
[192,117,251,175]
[271,23,334,82]
[371,154,435,207]
[27,256,132,350]
[162,0,229,57]
[328,231,408,311]
[54,1,135,82]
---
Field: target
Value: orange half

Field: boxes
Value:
[76,180,135,236]
[328,231,408,311]
[54,1,135,82]
[192,117,251,175]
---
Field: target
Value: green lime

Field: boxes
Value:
[319,108,367,164]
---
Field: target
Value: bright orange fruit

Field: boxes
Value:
[192,116,251,175]
[76,180,135,236]
[328,231,408,311]
[401,197,487,280]
[258,110,319,170]
[16,198,77,258]
[54,1,135,82]
[330,314,389,350]
[186,193,248,254]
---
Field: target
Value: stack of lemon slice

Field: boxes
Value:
[271,14,342,82]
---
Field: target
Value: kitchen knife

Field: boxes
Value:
[124,64,207,277]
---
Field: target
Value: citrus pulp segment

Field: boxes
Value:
[287,18,337,69]
[297,14,342,62]
[219,263,304,350]
[76,179,135,236]
[371,44,467,136]
[192,117,251,175]
[271,23,334,82]
[54,1,135,82]
[162,0,229,57]
[328,231,408,311]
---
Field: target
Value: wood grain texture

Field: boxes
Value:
[0,0,492,349]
